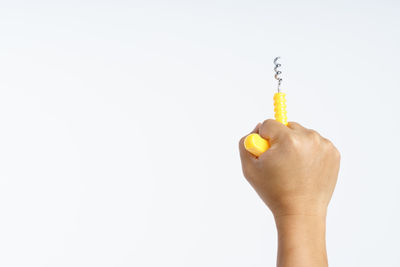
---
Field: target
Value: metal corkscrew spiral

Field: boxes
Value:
[243,56,289,157]
[273,57,282,93]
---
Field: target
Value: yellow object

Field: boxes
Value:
[273,92,288,126]
[243,92,288,157]
[244,133,270,157]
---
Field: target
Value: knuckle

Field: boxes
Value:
[324,139,341,159]
[288,121,301,128]
[287,121,299,130]
[308,129,321,140]
[285,133,300,147]
[262,119,275,128]
[332,145,341,159]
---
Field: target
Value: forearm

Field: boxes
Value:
[275,214,327,267]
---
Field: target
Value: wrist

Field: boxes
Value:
[274,210,327,223]
[274,214,328,267]
[274,214,326,236]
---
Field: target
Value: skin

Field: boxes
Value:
[239,120,340,267]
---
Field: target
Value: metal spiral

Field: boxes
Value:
[273,57,282,92]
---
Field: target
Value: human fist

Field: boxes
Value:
[239,120,340,218]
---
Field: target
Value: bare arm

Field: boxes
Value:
[239,120,340,267]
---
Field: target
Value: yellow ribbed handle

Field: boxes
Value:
[243,92,287,157]
[244,133,270,157]
[273,92,288,126]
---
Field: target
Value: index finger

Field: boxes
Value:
[259,119,289,143]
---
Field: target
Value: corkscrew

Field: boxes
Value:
[243,57,288,157]
[274,57,282,93]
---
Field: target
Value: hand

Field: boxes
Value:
[239,120,340,267]
[239,120,340,218]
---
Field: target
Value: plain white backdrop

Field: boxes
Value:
[1,1,399,266]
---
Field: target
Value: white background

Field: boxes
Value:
[1,1,399,266]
